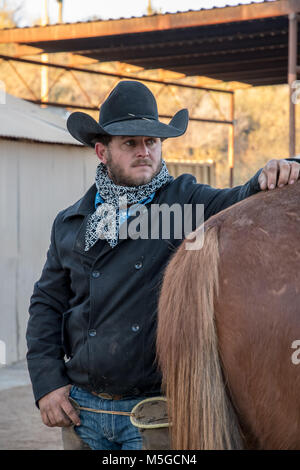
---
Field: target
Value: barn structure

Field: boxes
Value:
[0,0,299,363]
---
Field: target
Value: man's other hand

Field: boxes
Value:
[38,385,81,427]
[258,159,300,190]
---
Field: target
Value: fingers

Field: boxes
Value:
[259,159,300,190]
[286,161,300,185]
[258,166,271,191]
[41,409,70,428]
[40,409,52,427]
[258,159,278,190]
[277,160,300,187]
[38,385,81,428]
[61,398,81,427]
[40,401,74,427]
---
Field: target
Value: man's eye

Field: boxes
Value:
[125,140,135,146]
[147,139,155,145]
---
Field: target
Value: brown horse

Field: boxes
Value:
[157,181,300,450]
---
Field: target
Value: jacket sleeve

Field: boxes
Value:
[26,213,72,406]
[188,168,262,220]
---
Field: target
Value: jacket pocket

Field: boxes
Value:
[62,310,72,358]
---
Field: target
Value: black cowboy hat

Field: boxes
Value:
[66,80,189,147]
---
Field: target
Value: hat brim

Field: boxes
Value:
[66,109,189,147]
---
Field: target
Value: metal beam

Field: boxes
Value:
[0,54,233,94]
[167,60,289,77]
[120,44,290,68]
[62,28,289,61]
[237,76,287,85]
[0,1,299,44]
[112,53,291,77]
[191,66,287,82]
[24,99,234,125]
[80,35,289,64]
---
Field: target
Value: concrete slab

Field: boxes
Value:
[0,361,62,450]
[0,360,31,391]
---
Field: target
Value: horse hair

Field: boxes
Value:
[156,225,244,450]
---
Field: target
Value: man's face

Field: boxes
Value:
[95,136,162,187]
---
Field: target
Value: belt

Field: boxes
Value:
[92,392,125,400]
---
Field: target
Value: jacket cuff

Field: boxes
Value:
[27,358,71,407]
[248,168,262,194]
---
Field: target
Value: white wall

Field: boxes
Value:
[0,140,97,364]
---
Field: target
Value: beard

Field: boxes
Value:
[105,148,163,187]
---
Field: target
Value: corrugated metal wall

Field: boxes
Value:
[166,160,215,186]
[0,141,215,365]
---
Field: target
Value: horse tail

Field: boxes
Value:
[157,224,244,450]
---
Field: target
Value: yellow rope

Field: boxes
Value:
[77,405,133,417]
[74,397,170,428]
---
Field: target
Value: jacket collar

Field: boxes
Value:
[62,184,97,221]
[62,174,174,223]
[62,178,174,261]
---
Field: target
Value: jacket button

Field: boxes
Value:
[88,329,97,337]
[92,271,100,278]
[132,324,140,332]
[134,261,143,270]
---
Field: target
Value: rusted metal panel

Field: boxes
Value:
[0,14,293,86]
[0,2,299,87]
[0,1,299,44]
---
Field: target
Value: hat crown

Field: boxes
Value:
[99,81,159,126]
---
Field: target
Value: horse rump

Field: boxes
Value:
[157,182,300,450]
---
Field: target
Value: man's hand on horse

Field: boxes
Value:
[38,384,81,428]
[258,159,300,191]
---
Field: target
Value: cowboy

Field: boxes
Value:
[26,80,300,450]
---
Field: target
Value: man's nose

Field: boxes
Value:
[135,140,149,157]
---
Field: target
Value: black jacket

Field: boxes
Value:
[26,171,262,404]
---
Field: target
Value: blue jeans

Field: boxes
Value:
[69,385,144,450]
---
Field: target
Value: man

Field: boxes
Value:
[26,80,300,450]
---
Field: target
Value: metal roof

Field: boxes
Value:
[10,1,274,27]
[0,94,80,145]
[0,0,299,86]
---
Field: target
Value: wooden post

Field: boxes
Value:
[288,13,297,158]
[147,0,153,15]
[57,0,63,24]
[228,92,234,188]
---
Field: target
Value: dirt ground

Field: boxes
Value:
[0,383,63,450]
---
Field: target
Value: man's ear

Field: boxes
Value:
[95,142,107,164]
